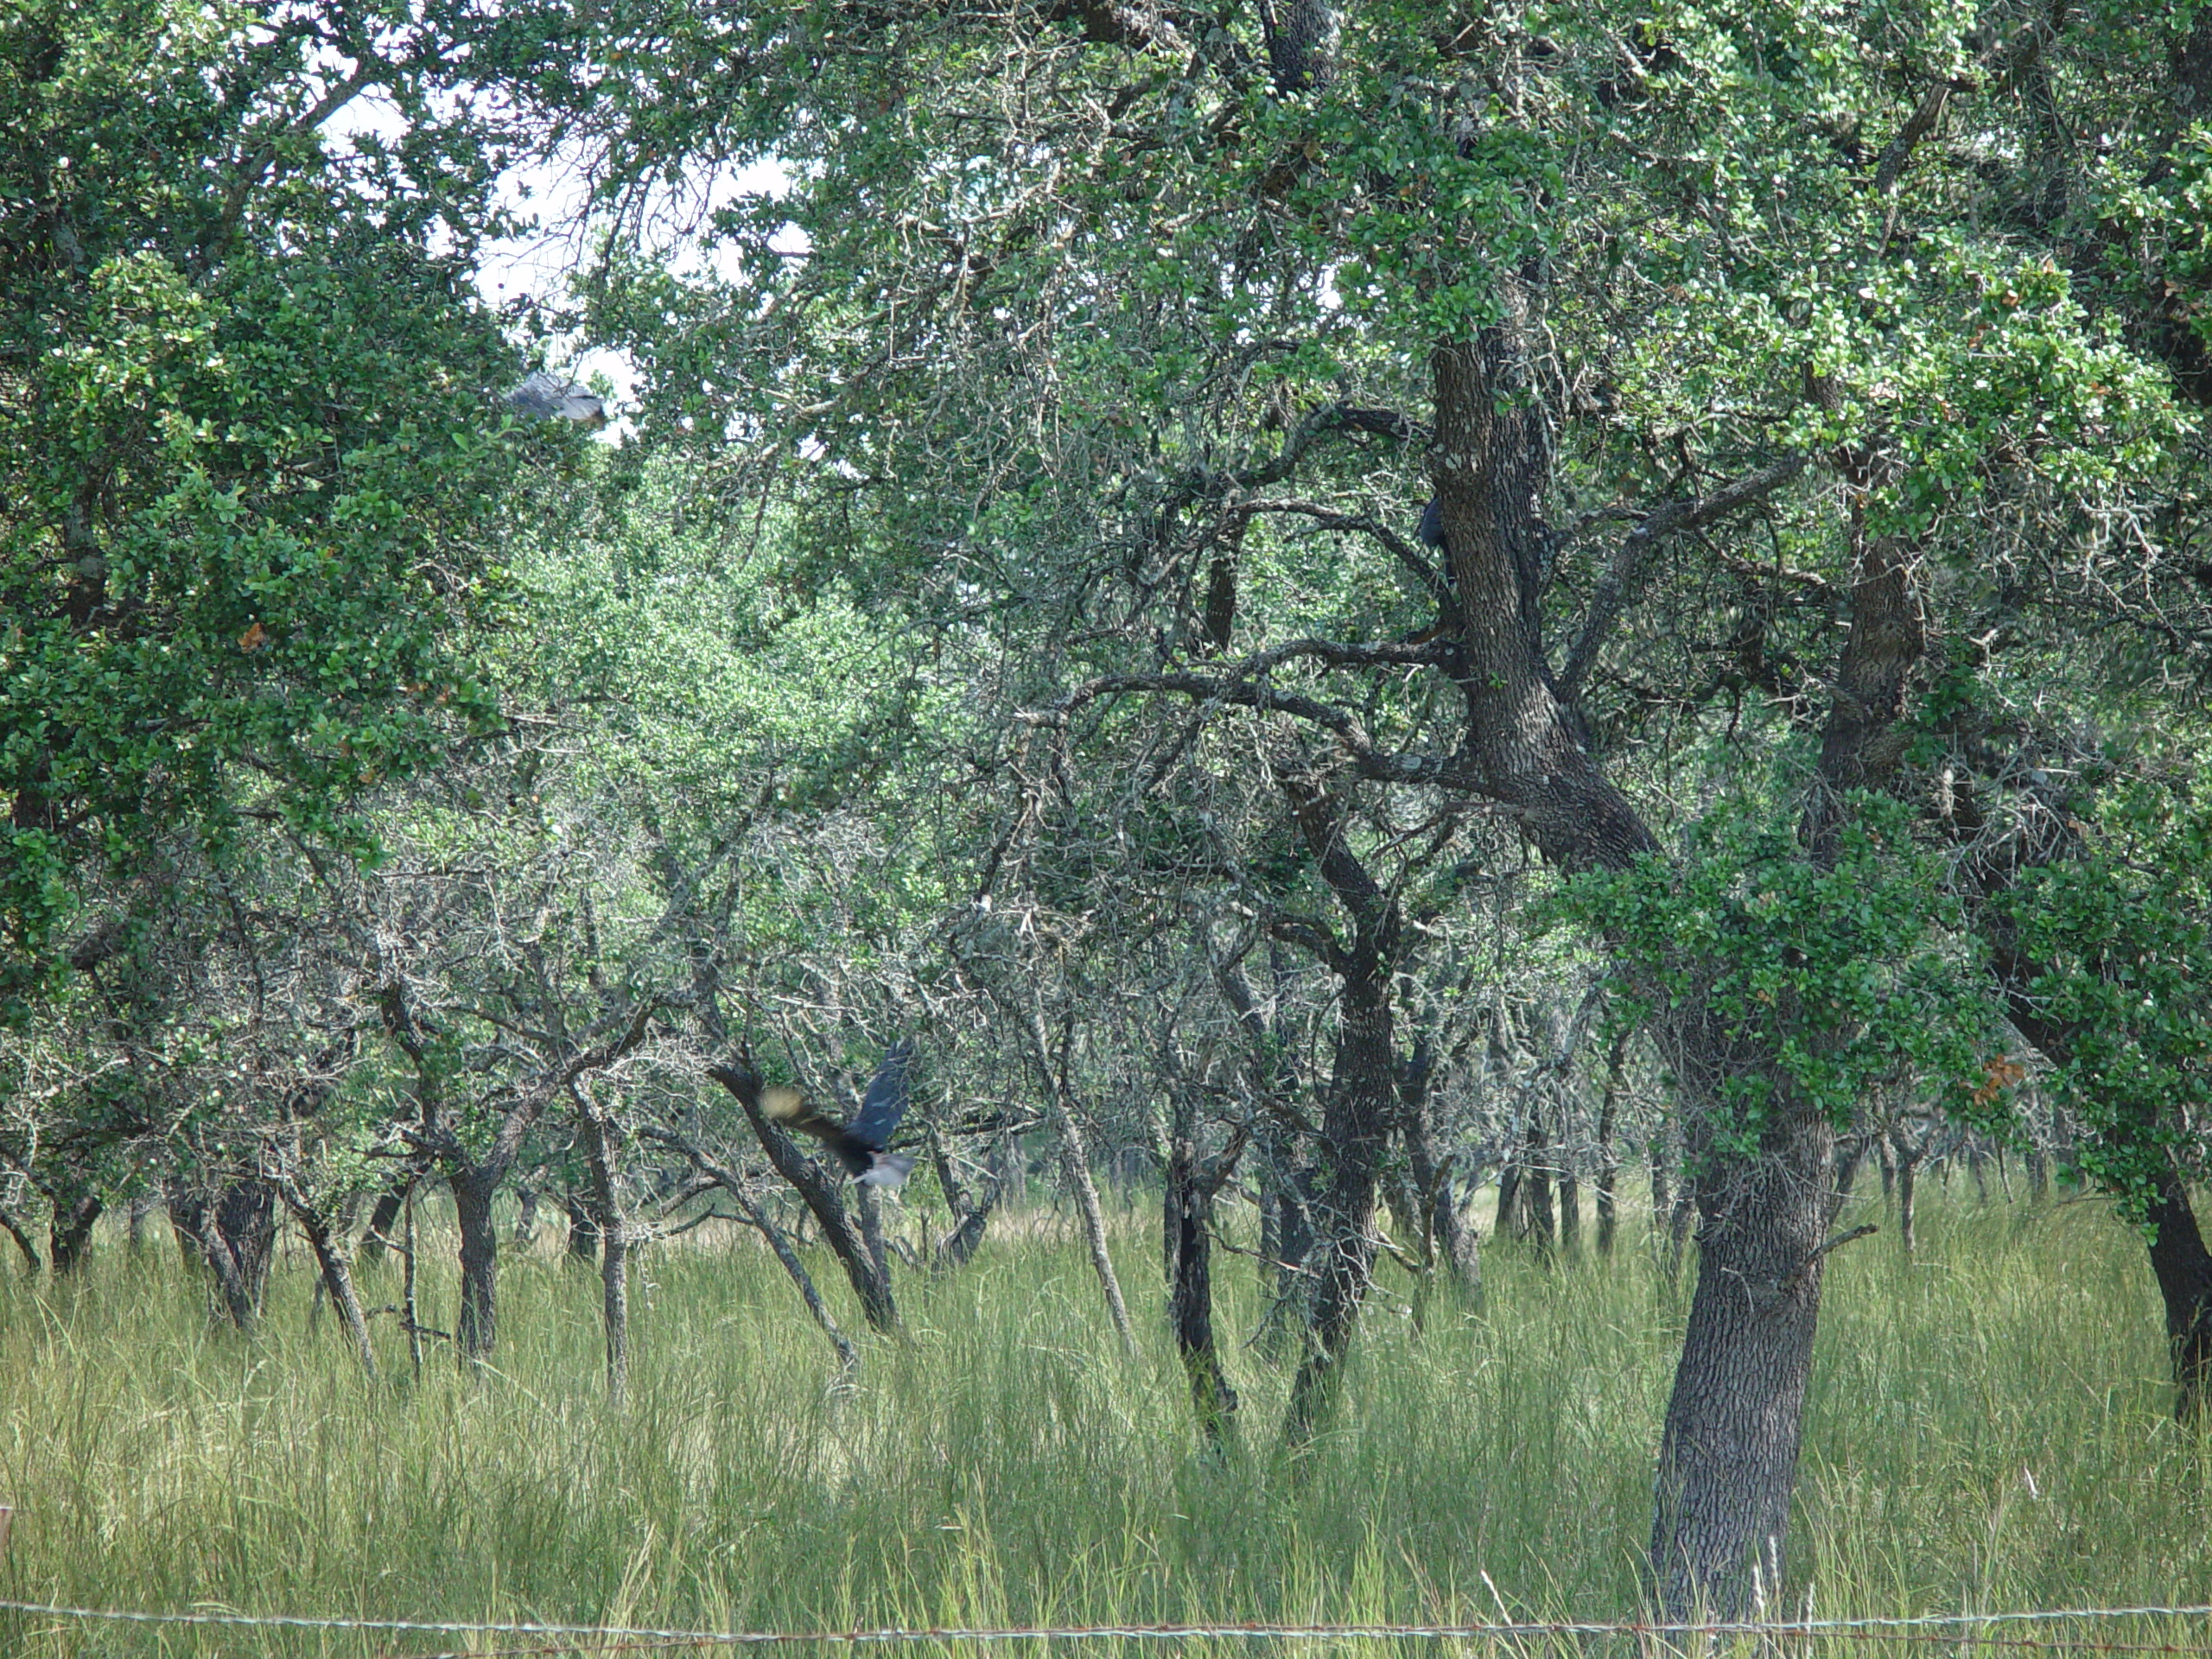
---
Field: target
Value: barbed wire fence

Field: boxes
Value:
[3,1599,2211,1659]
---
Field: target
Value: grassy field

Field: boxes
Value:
[2,1181,2209,1656]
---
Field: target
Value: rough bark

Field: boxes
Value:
[1433,315,1907,1614]
[1262,0,1338,92]
[452,1169,500,1367]
[168,1179,276,1330]
[1649,1079,1836,1617]
[1276,772,1401,1448]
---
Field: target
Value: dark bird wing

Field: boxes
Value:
[847,1039,914,1151]
[1418,495,1447,556]
[760,1042,917,1187]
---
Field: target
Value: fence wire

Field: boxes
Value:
[3,1599,2211,1656]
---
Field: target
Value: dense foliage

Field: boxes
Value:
[6,0,2212,1630]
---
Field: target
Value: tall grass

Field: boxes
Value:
[2,1182,2209,1656]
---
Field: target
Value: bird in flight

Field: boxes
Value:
[763,1039,917,1187]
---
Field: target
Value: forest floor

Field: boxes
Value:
[2,1181,2209,1656]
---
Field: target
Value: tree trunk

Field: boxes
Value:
[1018,1001,1135,1354]
[512,1183,540,1249]
[188,1202,261,1334]
[1892,1130,1922,1257]
[929,1125,1007,1272]
[563,1189,601,1263]
[1273,766,1407,1449]
[0,1207,40,1274]
[1665,1186,1695,1283]
[357,1177,410,1269]
[1281,969,1393,1446]
[1649,1092,1835,1618]
[452,1169,500,1369]
[2145,1171,2212,1422]
[709,1063,900,1333]
[1595,1033,1625,1257]
[1494,1160,1523,1242]
[128,1186,158,1255]
[1431,321,1889,1615]
[1834,1135,1869,1201]
[48,1188,101,1276]
[296,1210,378,1380]
[580,1109,630,1407]
[1258,1154,1315,1357]
[1165,1128,1238,1451]
[1403,1060,1476,1292]
[214,1180,277,1312]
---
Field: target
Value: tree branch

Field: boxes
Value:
[1560,455,1808,698]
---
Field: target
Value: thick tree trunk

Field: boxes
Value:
[168,1179,276,1330]
[187,1204,260,1333]
[1517,1117,1555,1254]
[1262,0,1338,92]
[1432,322,1894,1617]
[1273,766,1406,1448]
[1649,1090,1836,1618]
[2144,1171,2212,1421]
[214,1180,277,1312]
[452,1170,500,1369]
